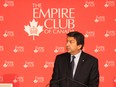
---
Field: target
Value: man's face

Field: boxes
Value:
[66,36,82,55]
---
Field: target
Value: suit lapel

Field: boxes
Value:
[66,53,71,77]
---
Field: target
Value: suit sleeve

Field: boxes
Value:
[50,55,60,87]
[88,59,99,87]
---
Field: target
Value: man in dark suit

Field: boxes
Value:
[50,31,99,87]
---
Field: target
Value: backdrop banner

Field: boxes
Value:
[0,0,116,87]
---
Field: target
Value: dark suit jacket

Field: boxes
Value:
[50,51,99,87]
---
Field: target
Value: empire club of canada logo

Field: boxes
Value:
[24,19,43,40]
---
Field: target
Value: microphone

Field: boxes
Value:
[46,76,88,87]
[67,77,88,87]
[46,77,66,87]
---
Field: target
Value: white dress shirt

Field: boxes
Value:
[71,50,82,77]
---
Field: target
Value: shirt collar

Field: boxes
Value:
[71,50,82,60]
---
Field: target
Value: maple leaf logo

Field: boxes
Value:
[24,19,43,40]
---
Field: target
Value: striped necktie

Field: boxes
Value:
[71,55,75,78]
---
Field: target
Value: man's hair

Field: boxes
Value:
[67,31,85,49]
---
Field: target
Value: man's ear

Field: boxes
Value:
[77,44,82,49]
